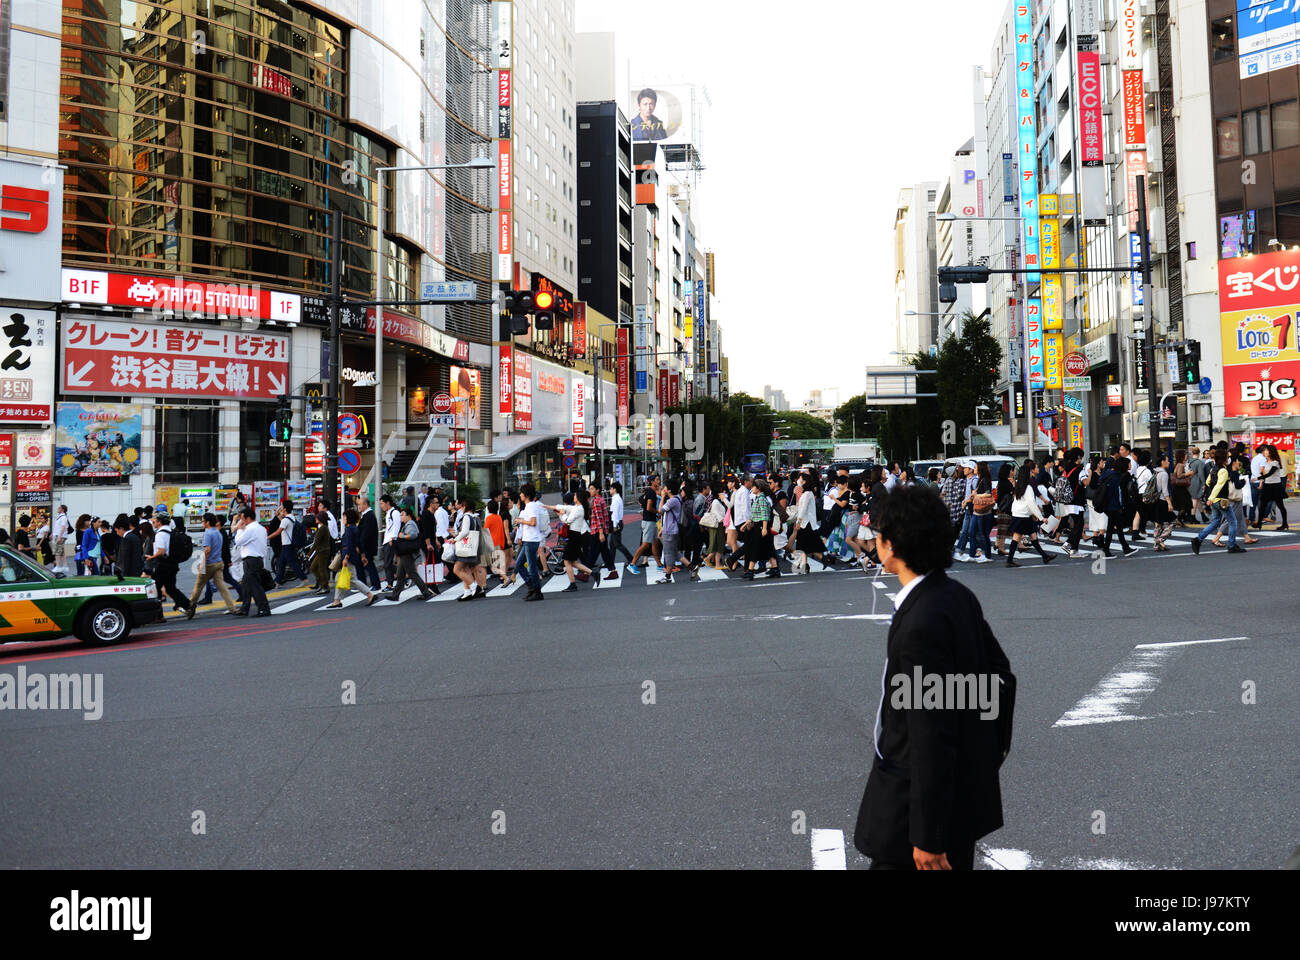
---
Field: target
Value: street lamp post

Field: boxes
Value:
[372,157,492,496]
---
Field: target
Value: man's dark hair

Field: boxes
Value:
[204,512,218,526]
[345,508,360,525]
[871,487,954,575]
[637,87,657,106]
[520,483,537,501]
[239,508,255,521]
[380,494,394,507]
[113,517,130,533]
[1136,449,1152,467]
[610,481,622,494]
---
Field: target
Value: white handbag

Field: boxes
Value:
[442,541,458,563]
[455,530,481,558]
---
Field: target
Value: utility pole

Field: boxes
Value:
[1136,177,1161,462]
[324,215,343,511]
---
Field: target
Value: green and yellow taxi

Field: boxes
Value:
[0,546,163,646]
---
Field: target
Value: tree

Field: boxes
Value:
[833,394,886,440]
[934,312,1001,450]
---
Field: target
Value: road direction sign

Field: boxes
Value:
[1064,376,1091,392]
[421,281,478,302]
[338,448,361,475]
[1065,352,1088,377]
[432,393,453,414]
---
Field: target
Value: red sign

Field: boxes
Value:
[669,372,679,409]
[1065,352,1089,377]
[659,368,669,405]
[0,185,49,233]
[448,439,466,453]
[0,435,10,469]
[304,436,324,476]
[498,70,511,107]
[573,302,586,356]
[15,469,52,494]
[61,319,290,400]
[572,435,595,450]
[1231,431,1295,451]
[432,393,453,414]
[1122,70,1146,149]
[1077,50,1103,166]
[60,269,301,324]
[498,344,513,416]
[1223,360,1300,418]
[498,139,512,209]
[1219,250,1300,311]
[514,351,533,431]
[616,327,629,428]
[252,64,293,98]
[499,211,511,257]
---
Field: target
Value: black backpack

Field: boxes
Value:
[220,528,233,567]
[168,526,194,563]
[1122,474,1140,509]
[679,499,698,539]
[290,516,307,551]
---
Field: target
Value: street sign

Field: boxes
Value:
[562,439,575,451]
[338,449,361,475]
[1064,376,1091,392]
[562,455,576,469]
[421,281,478,302]
[432,393,453,414]
[337,413,361,446]
[269,422,286,448]
[1065,352,1088,377]
[428,414,456,428]
[1064,394,1084,414]
[772,429,780,440]
[448,439,466,453]
[1199,376,1212,396]
[572,435,595,451]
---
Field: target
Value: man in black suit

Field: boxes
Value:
[853,485,1014,870]
[114,517,145,578]
[355,495,382,591]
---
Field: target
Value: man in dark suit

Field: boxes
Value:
[355,495,382,591]
[853,485,1014,870]
[114,517,145,578]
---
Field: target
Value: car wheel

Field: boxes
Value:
[76,601,132,646]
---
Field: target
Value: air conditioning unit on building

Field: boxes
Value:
[1144,76,1160,95]
[1105,152,1123,165]
[1149,212,1168,254]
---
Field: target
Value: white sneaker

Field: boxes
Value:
[974,555,991,564]
[956,553,970,563]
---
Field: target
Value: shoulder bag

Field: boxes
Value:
[454,517,481,558]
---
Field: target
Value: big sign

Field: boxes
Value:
[1219,250,1300,416]
[61,318,290,401]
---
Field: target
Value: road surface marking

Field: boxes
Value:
[811,828,847,870]
[273,595,329,616]
[1135,637,1246,649]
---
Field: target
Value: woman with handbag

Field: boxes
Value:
[387,507,437,600]
[700,481,727,570]
[993,462,1014,556]
[326,509,379,608]
[452,496,490,601]
[545,490,596,591]
[310,508,333,595]
[1170,449,1193,525]
[1006,461,1056,567]
[1192,448,1245,554]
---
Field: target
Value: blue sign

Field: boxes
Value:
[1130,233,1144,306]
[338,449,361,475]
[636,370,648,392]
[562,455,576,469]
[1014,4,1041,283]
[1237,0,1300,79]
[421,281,478,302]
[1199,376,1213,396]
[428,414,456,427]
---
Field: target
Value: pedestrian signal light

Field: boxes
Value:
[1184,340,1201,385]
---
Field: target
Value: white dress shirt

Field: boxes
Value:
[732,486,752,524]
[609,493,625,526]
[383,508,402,544]
[234,520,268,562]
[435,507,450,538]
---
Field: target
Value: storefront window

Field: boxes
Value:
[155,402,219,484]
[503,442,563,495]
[240,405,286,483]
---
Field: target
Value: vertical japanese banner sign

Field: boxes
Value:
[1040,195,1062,330]
[616,326,630,428]
[1077,49,1103,165]
[498,343,512,416]
[635,303,649,392]
[1044,334,1064,389]
[573,302,586,356]
[669,373,679,410]
[1120,0,1147,233]
[1131,233,1144,306]
[659,369,669,407]
[1027,299,1045,390]
[491,1,512,282]
[1014,3,1040,284]
[513,350,533,431]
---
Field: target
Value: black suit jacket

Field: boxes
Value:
[854,569,1010,864]
[357,510,379,558]
[116,531,145,579]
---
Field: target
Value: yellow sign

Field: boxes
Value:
[685,314,693,338]
[1039,194,1059,216]
[1041,217,1063,330]
[1220,308,1299,367]
[1044,333,1065,389]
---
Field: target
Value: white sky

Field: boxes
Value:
[577,0,1008,406]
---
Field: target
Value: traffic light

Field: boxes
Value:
[1184,340,1201,385]
[275,397,293,442]
[938,265,992,285]
[500,288,535,339]
[533,289,555,330]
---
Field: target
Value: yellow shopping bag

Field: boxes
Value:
[336,564,351,591]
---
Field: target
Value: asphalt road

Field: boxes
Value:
[2,527,1297,869]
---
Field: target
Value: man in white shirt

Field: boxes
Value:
[725,477,754,568]
[148,513,195,618]
[513,484,548,600]
[607,481,634,564]
[1249,444,1270,525]
[380,494,401,587]
[883,461,901,492]
[270,503,307,585]
[434,497,451,541]
[51,505,72,574]
[232,509,272,616]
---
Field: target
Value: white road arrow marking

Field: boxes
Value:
[65,360,95,388]
[811,828,847,870]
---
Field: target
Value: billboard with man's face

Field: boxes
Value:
[628,84,697,147]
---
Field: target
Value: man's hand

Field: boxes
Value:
[913,847,952,870]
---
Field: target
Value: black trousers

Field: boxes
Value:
[153,560,190,611]
[1101,511,1130,555]
[585,531,617,571]
[868,842,977,870]
[1066,511,1085,552]
[239,556,271,614]
[360,552,382,590]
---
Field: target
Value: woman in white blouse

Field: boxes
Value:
[545,490,596,591]
[1006,460,1056,567]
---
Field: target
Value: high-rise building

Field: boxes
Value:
[936,131,990,343]
[575,101,633,326]
[894,183,940,358]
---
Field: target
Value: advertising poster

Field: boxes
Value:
[0,471,9,505]
[1219,250,1300,418]
[1,308,55,423]
[1236,0,1300,79]
[154,486,181,514]
[1044,334,1064,390]
[450,366,482,430]
[499,345,513,417]
[16,430,52,468]
[571,376,586,436]
[514,351,533,431]
[54,401,142,479]
[0,434,10,468]
[1026,299,1045,390]
[616,327,630,428]
[407,385,432,424]
[628,84,695,144]
[15,469,52,505]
